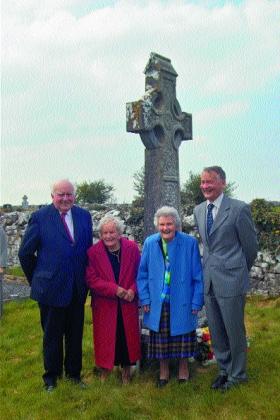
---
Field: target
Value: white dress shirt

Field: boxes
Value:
[207,193,224,221]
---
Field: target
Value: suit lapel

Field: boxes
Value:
[210,196,230,236]
[50,204,70,242]
[197,202,208,244]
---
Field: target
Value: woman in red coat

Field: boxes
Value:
[86,215,141,384]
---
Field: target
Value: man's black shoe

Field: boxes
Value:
[211,375,228,390]
[220,380,237,392]
[220,379,247,392]
[66,376,87,389]
[45,384,55,393]
[76,380,88,389]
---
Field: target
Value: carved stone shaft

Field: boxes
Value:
[126,53,192,237]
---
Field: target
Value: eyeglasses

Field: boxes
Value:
[54,192,74,198]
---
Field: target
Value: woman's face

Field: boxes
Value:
[158,216,176,242]
[100,222,121,251]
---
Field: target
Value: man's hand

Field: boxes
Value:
[143,305,150,313]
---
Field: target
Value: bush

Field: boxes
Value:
[250,199,280,256]
[75,180,114,204]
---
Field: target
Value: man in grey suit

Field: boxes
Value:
[194,166,258,391]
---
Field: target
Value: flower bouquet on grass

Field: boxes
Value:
[195,327,216,366]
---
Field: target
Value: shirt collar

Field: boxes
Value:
[207,192,224,209]
[59,209,72,217]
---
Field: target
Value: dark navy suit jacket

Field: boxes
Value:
[19,204,93,307]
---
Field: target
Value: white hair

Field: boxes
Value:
[51,179,75,194]
[97,215,125,236]
[154,206,181,229]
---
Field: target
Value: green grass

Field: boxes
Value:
[1,297,280,420]
[5,265,25,277]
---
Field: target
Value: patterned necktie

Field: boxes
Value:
[207,203,214,235]
[61,212,74,243]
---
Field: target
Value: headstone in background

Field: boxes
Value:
[22,195,29,209]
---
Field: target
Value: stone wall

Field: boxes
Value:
[0,206,140,266]
[1,208,279,296]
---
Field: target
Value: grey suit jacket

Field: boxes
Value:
[194,196,258,297]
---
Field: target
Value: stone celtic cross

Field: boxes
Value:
[126,52,192,237]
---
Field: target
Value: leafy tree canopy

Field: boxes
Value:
[75,180,114,204]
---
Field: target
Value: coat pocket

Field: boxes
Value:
[224,260,244,269]
[33,270,55,280]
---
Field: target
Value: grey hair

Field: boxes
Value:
[51,179,76,194]
[97,215,125,236]
[154,206,181,229]
[203,166,226,181]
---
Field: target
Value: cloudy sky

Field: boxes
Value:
[2,0,279,205]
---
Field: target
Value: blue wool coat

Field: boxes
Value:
[137,232,203,336]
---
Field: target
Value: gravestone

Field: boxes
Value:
[22,195,29,209]
[126,52,192,237]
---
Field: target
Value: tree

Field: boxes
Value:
[181,172,204,209]
[130,167,145,232]
[133,166,145,199]
[75,180,114,204]
[181,171,237,214]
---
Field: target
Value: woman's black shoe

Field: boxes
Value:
[157,379,168,388]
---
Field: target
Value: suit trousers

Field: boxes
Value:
[205,286,247,383]
[39,287,85,386]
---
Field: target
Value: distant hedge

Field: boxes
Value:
[250,199,280,256]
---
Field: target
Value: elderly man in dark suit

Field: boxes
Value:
[194,166,258,391]
[19,179,92,391]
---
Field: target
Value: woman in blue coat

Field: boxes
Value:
[137,206,203,387]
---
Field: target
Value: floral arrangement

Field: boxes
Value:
[195,327,215,365]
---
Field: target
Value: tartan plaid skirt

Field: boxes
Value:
[148,302,197,360]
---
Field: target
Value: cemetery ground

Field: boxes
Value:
[1,297,280,420]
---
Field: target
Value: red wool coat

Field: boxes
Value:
[86,237,141,370]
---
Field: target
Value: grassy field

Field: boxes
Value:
[1,296,280,420]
